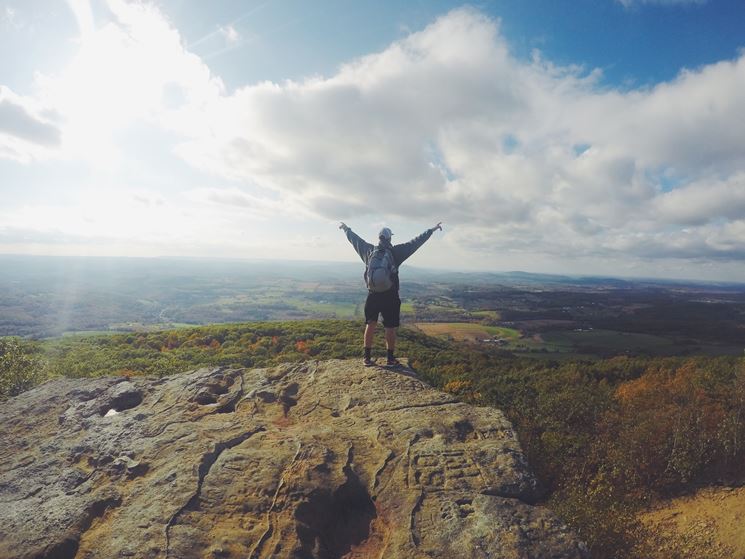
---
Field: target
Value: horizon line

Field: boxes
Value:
[2,252,744,287]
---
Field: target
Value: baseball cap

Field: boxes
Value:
[378,227,393,240]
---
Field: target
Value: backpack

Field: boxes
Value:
[365,247,396,292]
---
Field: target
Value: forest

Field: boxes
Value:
[2,319,745,558]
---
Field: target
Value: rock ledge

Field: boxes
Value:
[0,360,587,558]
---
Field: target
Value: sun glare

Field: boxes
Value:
[43,0,216,170]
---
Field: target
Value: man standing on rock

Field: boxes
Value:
[339,221,443,367]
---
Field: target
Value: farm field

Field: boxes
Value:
[538,329,745,358]
[108,322,197,332]
[400,302,416,313]
[413,322,520,343]
[285,298,359,319]
[470,310,501,320]
[541,329,679,356]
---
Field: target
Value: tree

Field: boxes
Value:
[0,338,43,400]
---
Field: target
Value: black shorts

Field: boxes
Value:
[364,290,401,328]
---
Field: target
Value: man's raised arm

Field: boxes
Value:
[393,222,443,265]
[339,222,373,263]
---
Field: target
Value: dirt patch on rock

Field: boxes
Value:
[635,486,745,559]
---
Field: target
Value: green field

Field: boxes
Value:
[470,310,502,320]
[61,329,116,337]
[413,322,520,342]
[291,299,359,318]
[419,305,463,315]
[400,301,415,313]
[528,330,742,356]
[107,322,197,332]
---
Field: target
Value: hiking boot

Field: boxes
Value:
[385,357,402,368]
[363,357,375,367]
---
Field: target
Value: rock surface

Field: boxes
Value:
[0,360,587,558]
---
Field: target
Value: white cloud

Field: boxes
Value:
[66,0,95,38]
[219,24,240,44]
[184,187,290,219]
[654,174,745,225]
[0,86,61,162]
[616,0,707,7]
[1,6,16,27]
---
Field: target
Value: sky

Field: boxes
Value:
[1,0,745,280]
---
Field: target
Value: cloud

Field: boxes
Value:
[132,191,165,207]
[0,226,106,246]
[66,0,95,37]
[602,224,745,261]
[616,0,707,7]
[0,99,60,146]
[175,9,524,220]
[1,6,18,28]
[0,186,253,253]
[0,86,62,162]
[184,187,287,219]
[219,24,241,44]
[653,174,745,225]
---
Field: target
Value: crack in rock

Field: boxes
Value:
[409,490,426,548]
[165,426,265,558]
[249,439,303,559]
[383,399,461,413]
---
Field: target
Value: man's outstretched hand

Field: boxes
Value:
[431,222,443,232]
[339,222,350,232]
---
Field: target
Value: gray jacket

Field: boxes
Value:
[345,228,435,293]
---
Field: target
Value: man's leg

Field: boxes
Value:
[364,321,377,350]
[363,294,379,364]
[363,321,377,364]
[385,327,397,362]
[382,294,401,365]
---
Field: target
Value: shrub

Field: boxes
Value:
[0,337,44,400]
